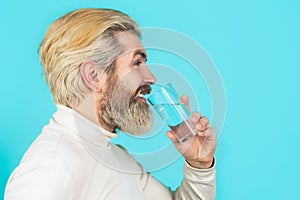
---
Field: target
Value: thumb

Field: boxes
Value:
[180,95,190,112]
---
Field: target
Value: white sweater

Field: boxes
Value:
[5,105,216,200]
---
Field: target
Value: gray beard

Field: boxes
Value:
[97,75,152,135]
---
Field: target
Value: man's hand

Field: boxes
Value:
[166,95,216,169]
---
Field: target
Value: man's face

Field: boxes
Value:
[96,31,156,135]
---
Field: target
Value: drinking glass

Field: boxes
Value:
[147,83,196,143]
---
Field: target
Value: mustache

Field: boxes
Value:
[130,84,152,102]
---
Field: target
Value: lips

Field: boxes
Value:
[138,96,147,103]
[131,84,151,104]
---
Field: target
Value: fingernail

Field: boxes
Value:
[191,116,198,122]
[196,124,202,129]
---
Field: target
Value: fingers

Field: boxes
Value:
[166,131,177,143]
[190,112,209,131]
[189,112,210,138]
[195,116,209,131]
[190,112,201,123]
[180,95,190,112]
[197,127,216,139]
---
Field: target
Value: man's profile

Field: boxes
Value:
[5,8,216,199]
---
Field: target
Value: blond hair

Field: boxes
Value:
[39,8,140,107]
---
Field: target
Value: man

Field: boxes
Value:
[5,8,217,199]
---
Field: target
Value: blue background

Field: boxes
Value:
[1,0,299,199]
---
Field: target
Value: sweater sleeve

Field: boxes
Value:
[173,159,216,200]
[4,158,74,200]
[143,159,216,200]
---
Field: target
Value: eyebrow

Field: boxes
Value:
[133,50,147,61]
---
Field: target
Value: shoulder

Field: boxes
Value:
[5,157,74,199]
[21,128,89,168]
[17,130,94,187]
[5,130,95,199]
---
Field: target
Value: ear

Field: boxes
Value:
[80,62,104,92]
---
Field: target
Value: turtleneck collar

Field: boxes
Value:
[51,104,118,147]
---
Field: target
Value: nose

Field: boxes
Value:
[140,65,156,85]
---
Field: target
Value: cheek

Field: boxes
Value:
[118,69,143,89]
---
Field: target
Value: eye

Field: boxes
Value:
[134,60,143,67]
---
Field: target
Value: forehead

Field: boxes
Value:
[115,31,146,55]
